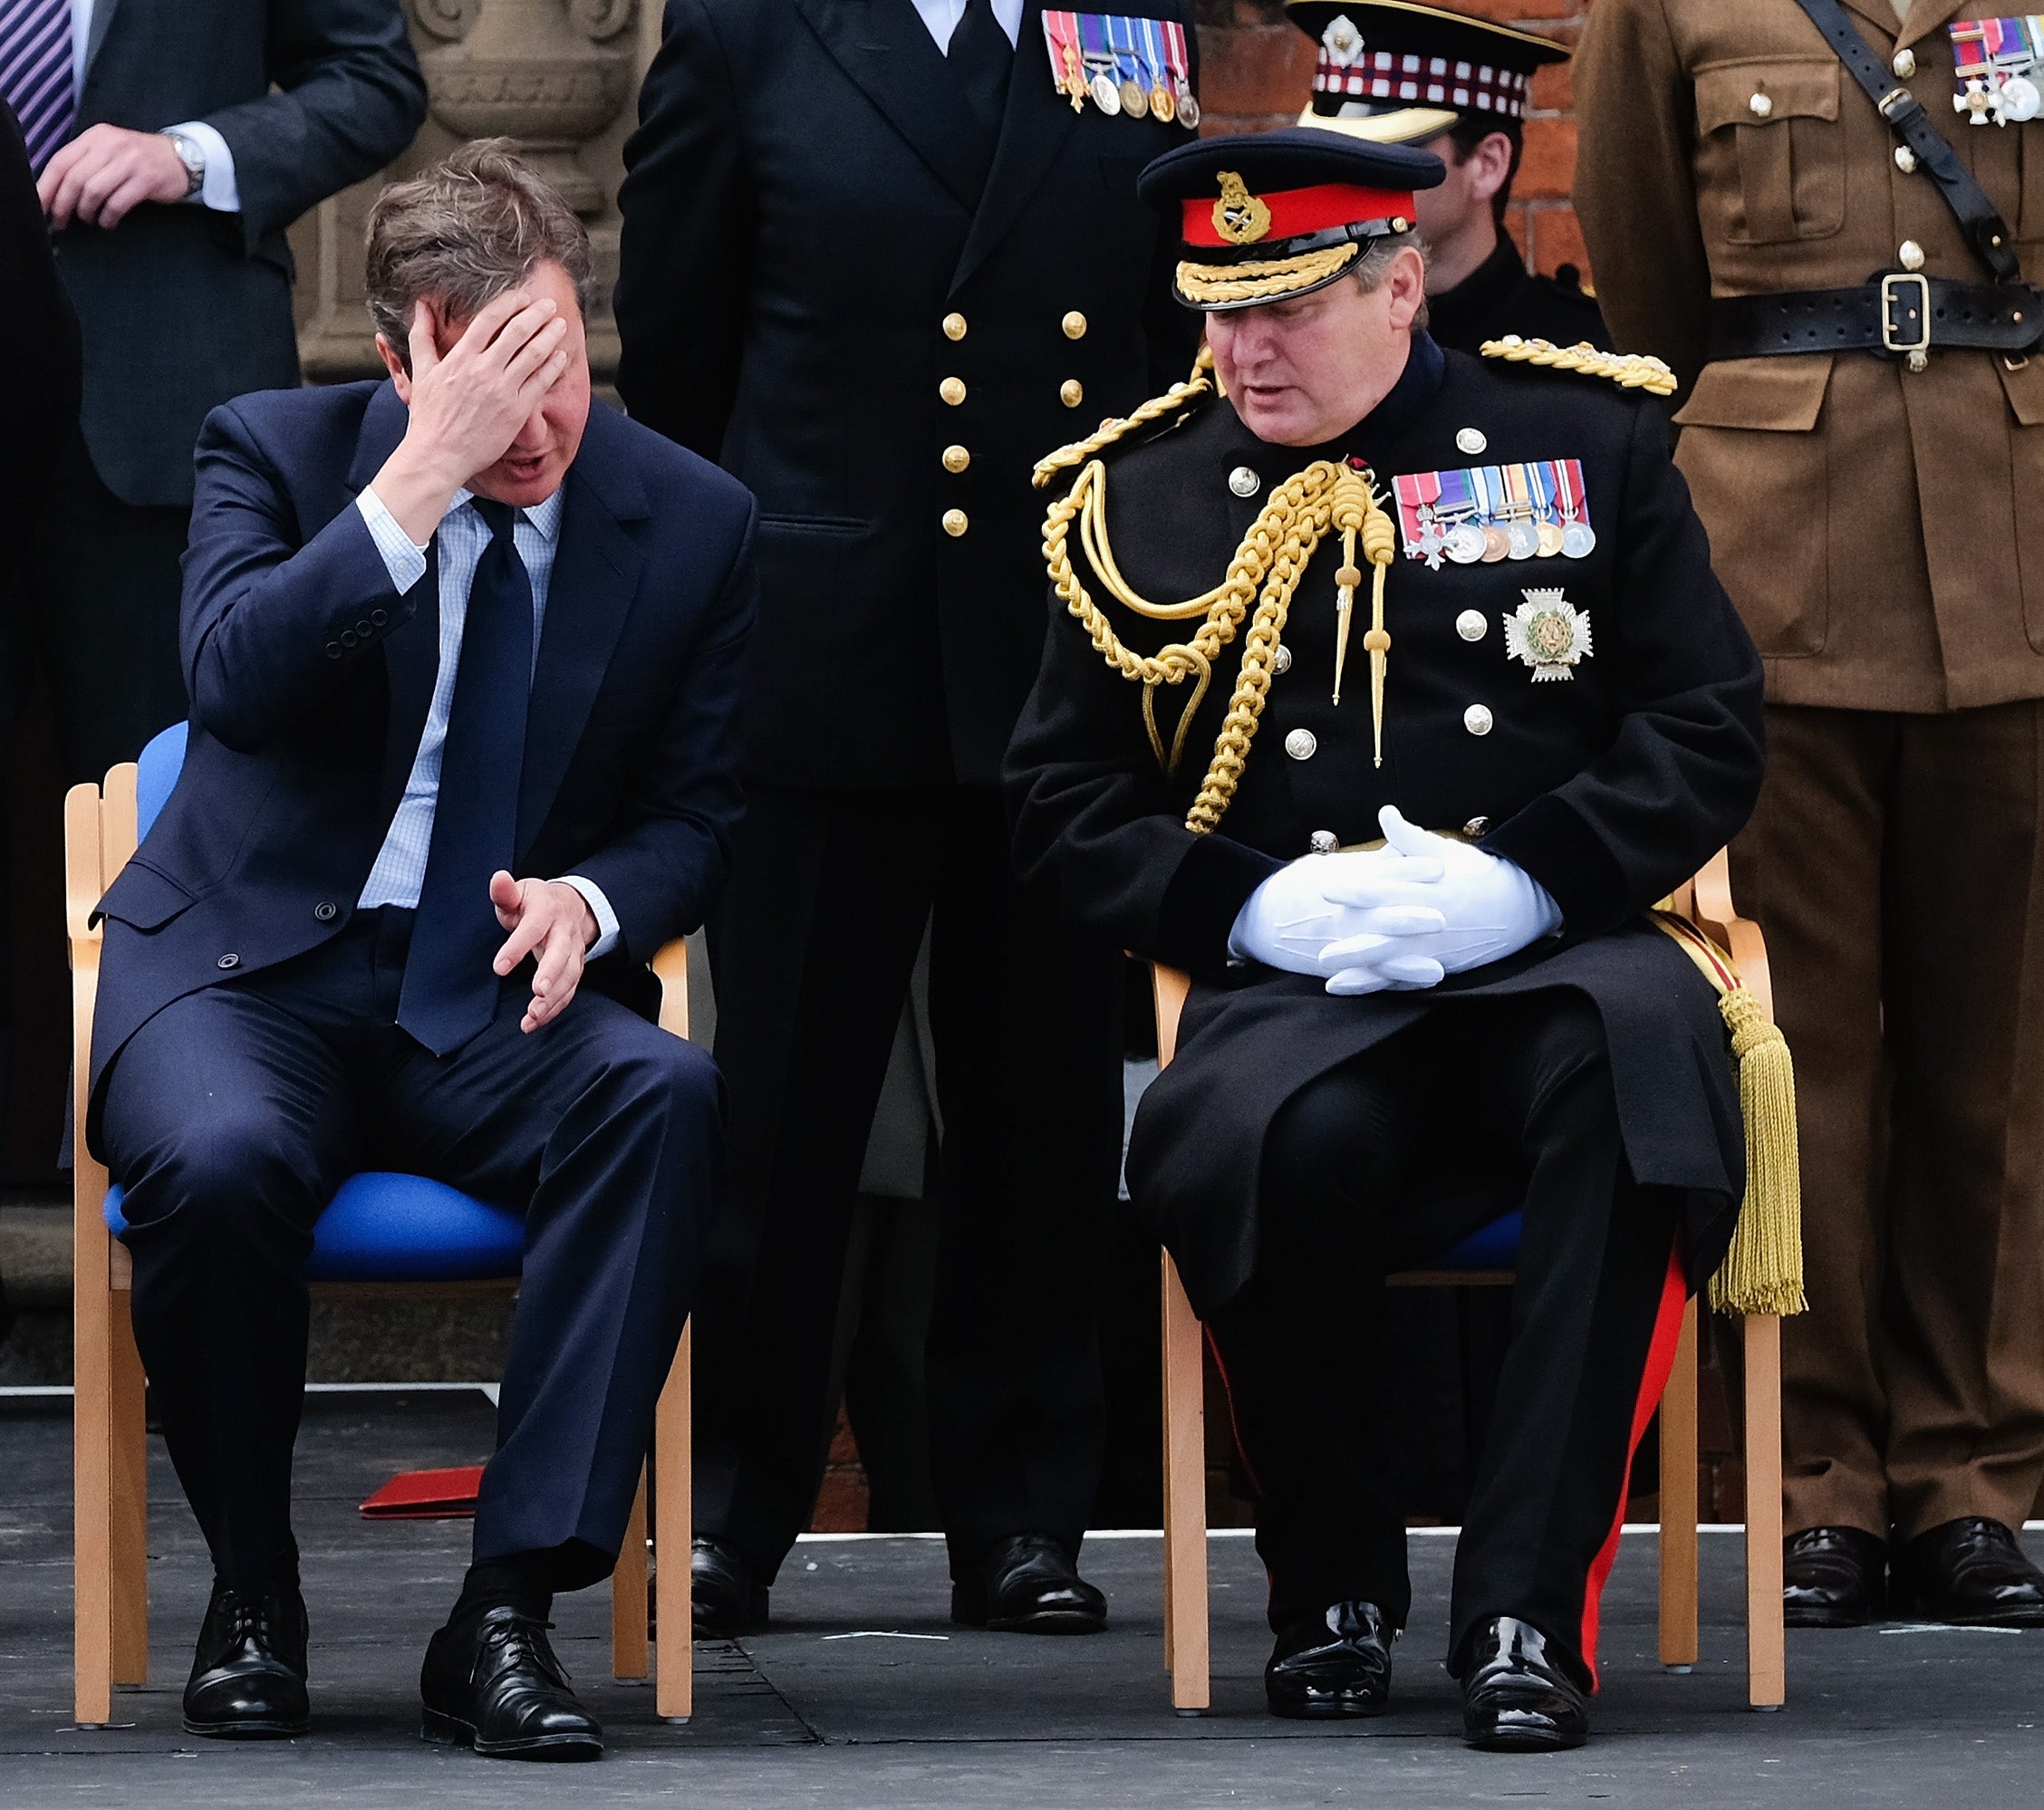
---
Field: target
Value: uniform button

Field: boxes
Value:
[1229,466,1260,497]
[1893,47,1916,79]
[1899,239,1925,271]
[1285,727,1317,760]
[1062,311,1087,340]
[1456,610,1488,642]
[1455,427,1488,456]
[370,608,389,626]
[1463,704,1494,737]
[340,630,359,649]
[1309,830,1338,853]
[313,901,339,923]
[1462,816,1490,838]
[1749,91,1772,118]
[356,620,372,637]
[942,313,967,341]
[942,444,970,473]
[940,376,966,405]
[217,953,240,969]
[325,641,343,659]
[1895,145,1918,174]
[942,508,969,536]
[1272,643,1292,674]
[1060,379,1084,408]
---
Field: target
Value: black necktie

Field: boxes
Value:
[949,0,1013,133]
[398,498,534,1056]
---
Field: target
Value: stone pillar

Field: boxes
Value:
[291,0,664,386]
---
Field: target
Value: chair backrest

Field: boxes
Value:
[135,722,188,843]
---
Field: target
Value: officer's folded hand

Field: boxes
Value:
[1228,848,1447,974]
[1316,807,1561,996]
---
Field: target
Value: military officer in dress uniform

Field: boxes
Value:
[1285,0,1607,352]
[1007,131,1766,1748]
[615,0,1200,1636]
[1577,0,2044,1630]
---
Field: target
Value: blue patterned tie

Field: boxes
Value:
[1,0,75,175]
[398,500,535,1057]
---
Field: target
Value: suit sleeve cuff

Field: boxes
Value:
[1481,796,1632,939]
[168,120,240,213]
[354,487,430,595]
[1155,833,1284,976]
[555,875,622,959]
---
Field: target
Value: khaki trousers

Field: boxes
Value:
[1731,702,2044,1541]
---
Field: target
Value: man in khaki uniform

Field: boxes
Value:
[1576,0,2044,1628]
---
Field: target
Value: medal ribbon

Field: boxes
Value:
[1528,460,1557,524]
[1042,11,1081,86]
[1137,14,1165,91]
[1553,458,1586,525]
[1079,12,1112,75]
[1504,462,1535,523]
[1435,467,1476,523]
[1162,18,1190,84]
[1392,470,1440,556]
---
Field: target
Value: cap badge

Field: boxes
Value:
[1321,14,1364,65]
[1504,590,1593,681]
[1212,170,1273,245]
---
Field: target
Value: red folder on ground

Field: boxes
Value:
[360,1465,484,1520]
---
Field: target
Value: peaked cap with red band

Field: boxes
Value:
[1136,129,1443,312]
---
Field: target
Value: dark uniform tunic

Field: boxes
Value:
[1006,332,1766,1674]
[1426,237,1611,355]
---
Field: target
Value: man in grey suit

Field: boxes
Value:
[2,0,425,785]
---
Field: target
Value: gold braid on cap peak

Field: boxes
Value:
[1041,448,1395,836]
[1032,348,1217,491]
[1175,241,1362,309]
[1480,334,1678,398]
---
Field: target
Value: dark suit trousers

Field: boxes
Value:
[1731,702,2044,1541]
[695,785,1123,1579]
[97,909,724,1599]
[1206,996,1685,1688]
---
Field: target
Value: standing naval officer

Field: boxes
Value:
[1008,131,1767,1747]
[1284,0,1606,352]
[615,0,1200,1633]
[1577,0,2044,1629]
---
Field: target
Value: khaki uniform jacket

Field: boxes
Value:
[1575,0,2044,713]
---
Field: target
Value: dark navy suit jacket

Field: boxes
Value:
[88,379,757,1120]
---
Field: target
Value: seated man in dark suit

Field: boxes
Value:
[88,140,755,1760]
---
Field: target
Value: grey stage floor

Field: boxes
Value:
[3,1391,2042,1807]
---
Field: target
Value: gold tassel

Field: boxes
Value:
[1707,988,1808,1318]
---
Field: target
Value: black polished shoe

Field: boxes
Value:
[1894,1517,2044,1628]
[1783,1526,1888,1628]
[692,1535,768,1638]
[950,1534,1107,1634]
[183,1577,311,1739]
[1264,1600,1393,1719]
[1459,1616,1589,1753]
[419,1607,603,1760]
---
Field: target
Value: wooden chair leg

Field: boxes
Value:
[1657,1298,1700,1671]
[612,1466,651,1682]
[1743,1313,1785,1709]
[1160,1254,1209,1715]
[111,1286,149,1687]
[654,1322,693,1723]
[73,1224,115,1727]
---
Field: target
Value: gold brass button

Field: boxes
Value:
[1060,378,1084,408]
[1062,311,1087,340]
[940,376,966,405]
[1749,91,1772,118]
[1895,145,1918,174]
[1893,48,1916,80]
[1899,239,1925,272]
[942,313,967,341]
[942,444,970,473]
[942,508,969,536]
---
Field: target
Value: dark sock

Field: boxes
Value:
[450,1553,553,1628]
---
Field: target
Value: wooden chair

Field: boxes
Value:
[1152,847,1787,1714]
[66,731,697,1728]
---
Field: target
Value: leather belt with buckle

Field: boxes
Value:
[1707,272,2044,367]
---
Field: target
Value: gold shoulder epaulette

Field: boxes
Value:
[1030,347,1218,491]
[1479,335,1677,398]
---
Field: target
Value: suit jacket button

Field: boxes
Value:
[325,642,342,659]
[370,609,389,626]
[340,630,358,649]
[356,620,373,636]
[313,902,339,922]
[217,953,240,969]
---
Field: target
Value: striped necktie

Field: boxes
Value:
[1,0,75,174]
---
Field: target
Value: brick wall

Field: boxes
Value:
[1191,0,1596,286]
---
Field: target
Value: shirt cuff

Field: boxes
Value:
[354,487,430,595]
[166,120,240,213]
[554,876,621,959]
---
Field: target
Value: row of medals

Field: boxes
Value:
[1416,505,1596,563]
[1063,57,1199,127]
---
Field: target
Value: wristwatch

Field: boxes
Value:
[159,130,206,197]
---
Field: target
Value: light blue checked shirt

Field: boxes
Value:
[353,484,620,958]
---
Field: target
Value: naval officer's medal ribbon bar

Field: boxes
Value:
[1391,459,1595,569]
[1951,16,2044,123]
[1042,13,1199,125]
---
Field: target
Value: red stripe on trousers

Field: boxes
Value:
[1577,1250,1689,1689]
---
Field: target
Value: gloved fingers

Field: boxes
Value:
[1317,913,1447,966]
[1374,954,1446,987]
[1324,965,1395,996]
[1378,804,1451,859]
[1317,869,1445,908]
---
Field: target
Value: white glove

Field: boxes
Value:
[1315,805,1562,996]
[1228,850,1446,976]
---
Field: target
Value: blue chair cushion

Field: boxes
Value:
[136,721,188,842]
[104,1171,525,1284]
[1432,1209,1521,1272]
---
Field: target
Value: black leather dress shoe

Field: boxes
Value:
[950,1534,1107,1634]
[419,1607,603,1760]
[1783,1526,1887,1628]
[1264,1600,1393,1719]
[1894,1517,2044,1627]
[692,1535,768,1638]
[1459,1616,1589,1752]
[183,1577,311,1738]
